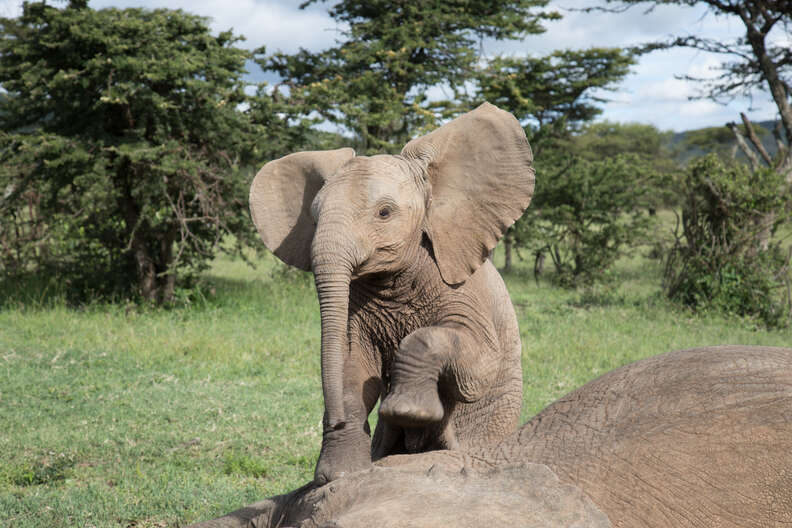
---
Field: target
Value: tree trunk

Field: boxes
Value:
[738,4,792,180]
[773,121,786,154]
[157,226,178,304]
[501,231,514,273]
[132,233,157,302]
[119,161,160,302]
[533,250,545,284]
[772,121,792,181]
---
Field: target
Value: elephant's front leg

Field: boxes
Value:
[314,347,381,484]
[379,325,498,430]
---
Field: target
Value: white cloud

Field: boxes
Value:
[206,0,343,53]
[684,55,725,81]
[87,0,343,53]
[489,0,736,57]
[0,0,22,18]
[640,78,695,102]
[680,99,724,118]
[1,0,342,52]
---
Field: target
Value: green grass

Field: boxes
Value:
[2,246,790,527]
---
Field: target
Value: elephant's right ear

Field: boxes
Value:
[249,148,355,270]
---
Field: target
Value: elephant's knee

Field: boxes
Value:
[396,328,456,375]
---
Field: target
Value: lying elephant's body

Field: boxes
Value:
[191,345,792,527]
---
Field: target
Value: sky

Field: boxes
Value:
[1,0,787,132]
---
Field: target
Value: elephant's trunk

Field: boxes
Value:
[311,219,360,430]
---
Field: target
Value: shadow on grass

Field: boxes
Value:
[0,272,70,309]
[0,264,313,312]
[202,267,314,304]
[568,289,628,309]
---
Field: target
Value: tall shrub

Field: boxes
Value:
[664,155,792,326]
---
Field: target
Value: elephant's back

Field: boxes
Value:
[485,345,792,527]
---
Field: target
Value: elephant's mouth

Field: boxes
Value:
[349,253,382,279]
[349,263,369,281]
[350,265,389,282]
[350,241,410,281]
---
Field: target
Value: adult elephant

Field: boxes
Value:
[250,103,535,483]
[190,345,792,527]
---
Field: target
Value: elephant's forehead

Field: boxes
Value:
[340,155,413,198]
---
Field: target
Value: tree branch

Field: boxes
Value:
[774,120,789,153]
[727,121,761,171]
[740,112,773,166]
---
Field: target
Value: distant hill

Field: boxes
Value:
[670,120,782,165]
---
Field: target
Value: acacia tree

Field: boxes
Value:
[603,0,792,179]
[0,1,268,303]
[260,0,559,154]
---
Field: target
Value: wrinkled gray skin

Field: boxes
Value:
[249,103,535,483]
[190,346,792,528]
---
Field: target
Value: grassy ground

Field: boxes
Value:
[1,245,790,527]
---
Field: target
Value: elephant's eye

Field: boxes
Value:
[378,206,391,219]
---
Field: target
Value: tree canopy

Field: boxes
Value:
[476,48,635,135]
[0,0,663,299]
[0,1,262,303]
[260,0,560,153]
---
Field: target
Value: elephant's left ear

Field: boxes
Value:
[401,102,535,285]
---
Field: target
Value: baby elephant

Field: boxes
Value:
[250,103,535,483]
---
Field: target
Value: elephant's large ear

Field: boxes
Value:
[249,148,355,270]
[401,103,535,285]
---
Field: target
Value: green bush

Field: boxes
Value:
[516,152,655,286]
[663,155,792,327]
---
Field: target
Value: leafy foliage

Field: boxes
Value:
[476,48,635,134]
[573,122,673,163]
[572,121,678,208]
[260,0,559,153]
[518,152,655,286]
[0,2,268,303]
[664,155,792,327]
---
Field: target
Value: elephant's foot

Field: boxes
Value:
[371,420,406,461]
[314,422,372,484]
[379,379,444,427]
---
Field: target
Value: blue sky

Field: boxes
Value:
[1,0,787,132]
